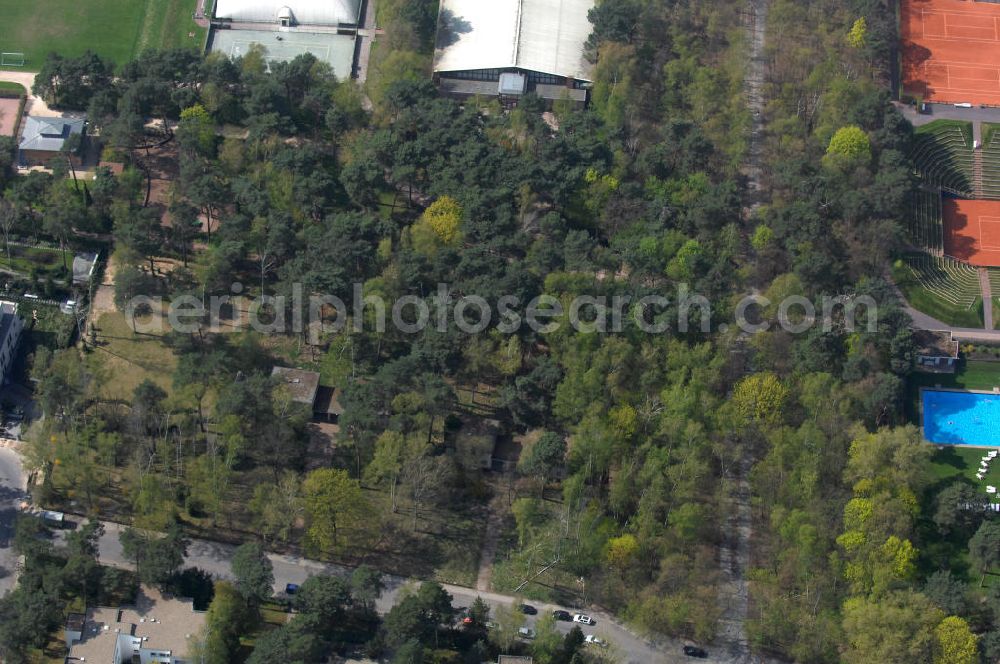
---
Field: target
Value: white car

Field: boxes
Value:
[573,614,593,625]
[585,634,608,647]
[518,627,536,639]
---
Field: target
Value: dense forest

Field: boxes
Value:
[0,0,996,662]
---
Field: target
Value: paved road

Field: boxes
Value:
[90,521,695,663]
[900,290,1000,341]
[896,101,1000,128]
[355,0,377,84]
[0,449,742,663]
[0,446,27,596]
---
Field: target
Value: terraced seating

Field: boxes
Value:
[902,253,982,308]
[911,122,974,196]
[908,188,944,254]
[981,124,1000,200]
[989,267,1000,294]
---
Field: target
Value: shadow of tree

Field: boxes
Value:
[436,9,473,49]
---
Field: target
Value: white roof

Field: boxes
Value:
[434,0,595,82]
[215,0,361,25]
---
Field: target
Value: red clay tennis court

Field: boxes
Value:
[944,197,1000,266]
[902,0,1000,105]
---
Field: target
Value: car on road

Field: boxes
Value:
[573,614,593,625]
[683,645,709,658]
[552,609,572,621]
[284,583,300,595]
[518,627,536,639]
[584,634,607,647]
[519,603,537,615]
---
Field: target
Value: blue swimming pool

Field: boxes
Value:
[923,389,1000,446]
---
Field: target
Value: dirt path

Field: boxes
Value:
[742,0,768,213]
[474,479,510,591]
[88,254,118,329]
[716,456,753,662]
[715,0,770,660]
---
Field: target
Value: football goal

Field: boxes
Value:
[0,53,25,67]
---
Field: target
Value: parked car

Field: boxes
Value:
[918,102,931,114]
[518,627,536,640]
[552,610,572,621]
[519,603,537,615]
[284,583,300,595]
[573,614,593,625]
[584,634,608,647]
[683,645,709,658]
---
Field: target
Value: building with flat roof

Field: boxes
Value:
[272,366,321,405]
[215,0,362,27]
[271,366,343,422]
[914,329,960,373]
[209,0,359,77]
[73,251,99,285]
[18,116,85,167]
[433,0,595,107]
[64,587,206,664]
[0,301,23,383]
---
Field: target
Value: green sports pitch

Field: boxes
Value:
[0,0,206,71]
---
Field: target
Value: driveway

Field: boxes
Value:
[0,70,60,118]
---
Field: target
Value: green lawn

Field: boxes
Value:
[0,0,204,72]
[921,444,1000,582]
[912,359,1000,392]
[930,446,1000,489]
[87,310,179,401]
[0,243,69,278]
[0,81,24,95]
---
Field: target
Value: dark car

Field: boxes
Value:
[552,610,572,621]
[285,583,300,595]
[683,645,708,658]
[519,604,537,615]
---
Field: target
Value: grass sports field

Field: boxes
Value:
[0,0,205,71]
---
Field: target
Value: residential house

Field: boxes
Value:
[18,116,85,167]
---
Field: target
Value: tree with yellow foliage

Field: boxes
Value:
[933,616,978,664]
[410,196,463,254]
[731,372,788,425]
